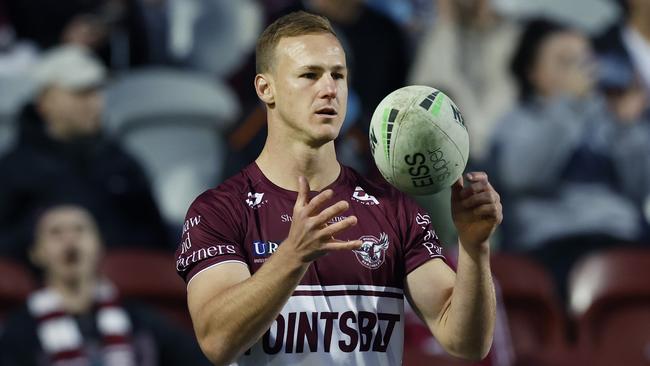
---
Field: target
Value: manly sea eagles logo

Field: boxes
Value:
[353,232,390,269]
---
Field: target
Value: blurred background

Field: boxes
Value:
[0,0,649,365]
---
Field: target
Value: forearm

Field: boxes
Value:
[439,240,496,360]
[196,245,308,364]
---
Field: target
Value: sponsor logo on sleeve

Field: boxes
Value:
[179,215,202,254]
[352,186,379,206]
[182,215,201,235]
[422,242,443,257]
[176,243,238,272]
[352,233,390,269]
[415,213,431,229]
[246,192,267,209]
[423,229,438,242]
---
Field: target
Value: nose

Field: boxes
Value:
[60,229,81,245]
[319,74,337,99]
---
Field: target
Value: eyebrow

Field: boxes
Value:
[298,65,347,72]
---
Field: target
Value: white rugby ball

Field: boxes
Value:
[369,85,469,195]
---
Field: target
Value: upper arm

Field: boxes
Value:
[404,258,456,337]
[175,190,248,337]
[398,194,456,336]
[187,262,251,337]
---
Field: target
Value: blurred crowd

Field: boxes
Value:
[0,0,648,365]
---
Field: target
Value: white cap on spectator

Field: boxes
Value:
[32,45,106,92]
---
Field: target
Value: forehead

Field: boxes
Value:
[543,31,587,51]
[275,33,346,69]
[38,207,92,231]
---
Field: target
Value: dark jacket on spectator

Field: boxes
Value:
[0,104,170,263]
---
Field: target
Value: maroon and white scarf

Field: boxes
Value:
[27,281,136,366]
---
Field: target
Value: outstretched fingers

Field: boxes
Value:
[319,215,358,239]
[314,200,349,226]
[304,189,335,217]
[321,239,363,252]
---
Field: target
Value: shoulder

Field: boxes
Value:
[189,167,254,212]
[183,165,263,232]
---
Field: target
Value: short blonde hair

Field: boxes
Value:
[255,11,337,74]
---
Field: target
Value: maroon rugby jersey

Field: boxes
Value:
[175,163,446,365]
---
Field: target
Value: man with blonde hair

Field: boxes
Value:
[176,11,502,365]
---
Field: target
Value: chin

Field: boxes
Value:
[312,125,340,144]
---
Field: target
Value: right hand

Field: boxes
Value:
[283,176,362,264]
[609,83,648,124]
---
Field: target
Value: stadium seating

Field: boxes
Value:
[0,258,37,322]
[100,248,191,330]
[490,253,571,365]
[0,75,35,155]
[104,68,240,224]
[403,348,475,366]
[568,247,650,366]
[168,0,262,77]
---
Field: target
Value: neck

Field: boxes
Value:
[47,274,96,314]
[256,123,341,192]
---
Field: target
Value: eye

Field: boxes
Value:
[50,227,62,236]
[300,72,318,79]
[332,72,345,80]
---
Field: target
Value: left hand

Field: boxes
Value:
[451,172,503,248]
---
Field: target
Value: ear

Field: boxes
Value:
[35,88,52,117]
[255,73,275,105]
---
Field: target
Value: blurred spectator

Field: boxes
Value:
[365,0,436,41]
[0,45,170,263]
[0,0,39,77]
[488,18,650,300]
[4,0,151,68]
[409,0,521,163]
[594,0,650,102]
[598,55,650,233]
[0,204,210,366]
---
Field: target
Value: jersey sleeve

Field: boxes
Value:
[399,194,447,275]
[175,190,248,284]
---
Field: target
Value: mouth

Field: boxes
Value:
[63,247,80,265]
[315,107,338,118]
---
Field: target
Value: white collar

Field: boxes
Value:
[622,25,650,95]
